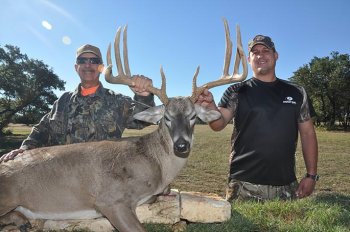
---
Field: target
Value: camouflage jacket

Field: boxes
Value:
[20,83,155,150]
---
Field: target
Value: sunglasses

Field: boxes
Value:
[76,57,101,65]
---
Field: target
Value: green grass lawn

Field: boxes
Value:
[1,124,350,231]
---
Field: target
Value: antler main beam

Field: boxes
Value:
[105,25,169,105]
[190,18,248,102]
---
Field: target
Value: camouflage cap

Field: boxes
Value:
[248,35,275,52]
[76,44,103,62]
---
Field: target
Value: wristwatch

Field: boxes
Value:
[305,173,320,181]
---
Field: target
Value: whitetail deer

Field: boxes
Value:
[0,18,247,232]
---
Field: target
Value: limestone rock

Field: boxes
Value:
[137,189,180,224]
[180,191,231,223]
[42,218,114,232]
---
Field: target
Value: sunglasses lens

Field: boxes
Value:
[90,58,101,64]
[76,57,101,64]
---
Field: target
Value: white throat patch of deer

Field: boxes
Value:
[0,18,247,232]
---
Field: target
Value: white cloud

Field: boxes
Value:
[41,20,52,30]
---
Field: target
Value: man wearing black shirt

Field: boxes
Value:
[196,35,318,201]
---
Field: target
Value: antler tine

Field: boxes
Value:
[159,66,169,105]
[190,66,200,102]
[115,26,126,78]
[223,19,233,77]
[232,24,248,80]
[190,18,248,103]
[105,25,169,104]
[123,25,131,76]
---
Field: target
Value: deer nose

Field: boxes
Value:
[174,138,190,157]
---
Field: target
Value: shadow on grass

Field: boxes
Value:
[314,192,350,209]
[313,192,350,228]
[229,209,267,232]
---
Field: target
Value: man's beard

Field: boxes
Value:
[256,67,269,75]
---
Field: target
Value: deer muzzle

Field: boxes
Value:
[174,137,191,158]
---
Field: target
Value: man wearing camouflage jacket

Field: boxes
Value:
[0,44,154,162]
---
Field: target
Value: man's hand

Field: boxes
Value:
[0,148,25,163]
[130,75,153,96]
[295,177,316,198]
[195,89,217,110]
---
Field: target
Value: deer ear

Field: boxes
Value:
[133,105,165,124]
[194,104,221,123]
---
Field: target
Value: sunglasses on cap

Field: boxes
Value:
[76,57,101,65]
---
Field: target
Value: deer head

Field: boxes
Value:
[104,19,247,158]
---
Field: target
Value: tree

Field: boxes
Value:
[289,52,350,130]
[0,44,65,134]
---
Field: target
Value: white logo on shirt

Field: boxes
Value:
[283,96,296,104]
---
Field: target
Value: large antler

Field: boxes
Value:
[105,25,169,105]
[190,18,248,102]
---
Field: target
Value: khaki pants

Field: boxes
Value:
[226,180,298,202]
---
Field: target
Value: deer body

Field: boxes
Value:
[0,97,220,232]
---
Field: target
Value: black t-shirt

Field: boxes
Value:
[218,78,315,186]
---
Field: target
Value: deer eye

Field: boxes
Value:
[190,114,196,120]
[164,114,171,122]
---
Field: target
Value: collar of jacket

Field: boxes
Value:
[74,82,105,98]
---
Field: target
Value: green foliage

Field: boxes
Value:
[0,44,65,133]
[289,52,350,130]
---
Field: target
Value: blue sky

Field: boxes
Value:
[1,0,349,105]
